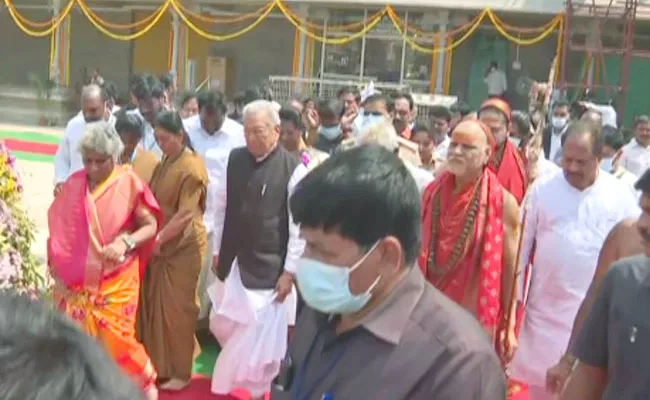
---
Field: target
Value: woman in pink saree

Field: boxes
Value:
[48,121,162,400]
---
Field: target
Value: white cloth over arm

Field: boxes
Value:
[211,152,230,256]
[208,264,289,397]
[284,163,308,275]
[54,116,85,184]
[517,183,539,303]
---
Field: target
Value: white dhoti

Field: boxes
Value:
[197,231,215,320]
[208,260,296,398]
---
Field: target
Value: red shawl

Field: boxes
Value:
[419,168,505,333]
[490,140,527,205]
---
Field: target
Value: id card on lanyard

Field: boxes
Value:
[292,329,351,400]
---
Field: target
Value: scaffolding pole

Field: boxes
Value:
[560,0,644,123]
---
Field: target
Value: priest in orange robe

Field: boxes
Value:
[420,119,521,365]
[478,98,527,204]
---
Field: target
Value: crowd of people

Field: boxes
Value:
[2,69,650,400]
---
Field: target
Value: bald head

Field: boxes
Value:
[81,84,107,123]
[563,120,603,157]
[581,109,603,126]
[453,120,494,148]
[447,120,493,179]
[81,84,105,102]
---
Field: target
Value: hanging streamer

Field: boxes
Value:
[4,0,565,54]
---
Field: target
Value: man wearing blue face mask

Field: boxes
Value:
[272,144,506,400]
[311,99,347,154]
[360,93,391,131]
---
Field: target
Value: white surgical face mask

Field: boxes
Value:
[600,157,614,172]
[509,136,522,148]
[296,241,381,314]
[551,116,568,130]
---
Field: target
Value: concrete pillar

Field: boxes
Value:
[435,11,450,94]
[171,10,180,78]
[50,0,70,86]
[50,0,61,85]
[295,5,309,92]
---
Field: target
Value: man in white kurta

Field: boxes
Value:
[54,84,112,195]
[207,100,307,399]
[184,91,245,320]
[509,122,641,400]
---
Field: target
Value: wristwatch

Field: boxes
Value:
[122,235,136,252]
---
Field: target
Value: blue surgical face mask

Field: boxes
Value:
[296,241,381,314]
[361,115,385,130]
[600,157,614,172]
[319,125,342,140]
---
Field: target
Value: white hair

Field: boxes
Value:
[242,99,281,126]
[81,84,104,102]
[356,117,399,152]
[78,121,124,159]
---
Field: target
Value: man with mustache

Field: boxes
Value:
[545,218,641,394]
[419,119,521,365]
[508,121,640,400]
[557,169,650,399]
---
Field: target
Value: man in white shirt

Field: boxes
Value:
[600,129,638,197]
[509,121,640,400]
[186,90,246,320]
[620,115,650,177]
[53,84,110,196]
[127,74,165,157]
[484,61,507,98]
[430,106,452,160]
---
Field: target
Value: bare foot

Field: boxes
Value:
[159,378,190,391]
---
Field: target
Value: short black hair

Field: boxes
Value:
[243,87,263,105]
[132,73,165,101]
[563,120,604,156]
[449,101,472,117]
[429,106,452,122]
[178,91,197,108]
[553,99,570,109]
[279,106,304,131]
[511,110,532,137]
[0,292,143,400]
[634,168,650,195]
[363,93,392,111]
[603,131,626,151]
[316,98,345,120]
[411,123,433,140]
[337,86,361,103]
[159,72,174,90]
[290,144,421,264]
[102,81,118,102]
[114,110,144,139]
[199,90,227,114]
[391,91,414,111]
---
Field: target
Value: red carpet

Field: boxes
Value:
[158,376,271,400]
[3,138,58,155]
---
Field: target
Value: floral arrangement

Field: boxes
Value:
[0,140,44,293]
